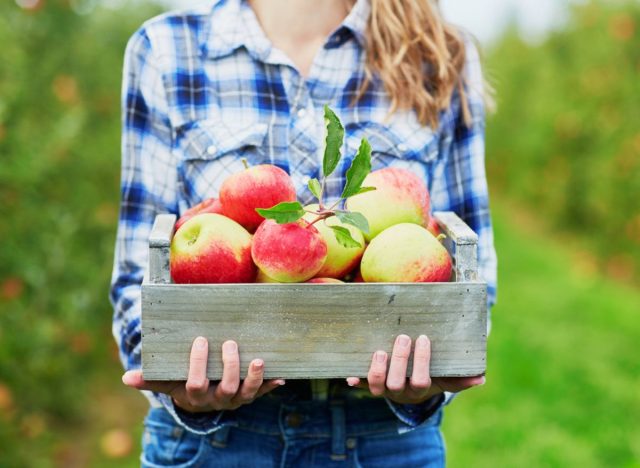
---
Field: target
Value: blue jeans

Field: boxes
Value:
[141,393,445,467]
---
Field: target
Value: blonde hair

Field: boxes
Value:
[359,0,473,128]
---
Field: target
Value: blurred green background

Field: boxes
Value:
[0,0,638,466]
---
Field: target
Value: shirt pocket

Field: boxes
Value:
[175,119,269,208]
[344,121,438,170]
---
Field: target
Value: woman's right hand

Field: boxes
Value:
[122,337,284,412]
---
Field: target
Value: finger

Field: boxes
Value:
[346,377,360,387]
[435,375,486,392]
[231,359,264,404]
[386,335,412,393]
[213,340,240,404]
[185,337,210,405]
[409,335,431,393]
[255,379,286,399]
[122,370,181,394]
[367,351,388,396]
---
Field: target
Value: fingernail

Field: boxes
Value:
[375,351,386,363]
[223,341,237,352]
[253,359,264,369]
[479,376,486,385]
[194,337,207,349]
[397,335,410,347]
[121,372,132,385]
[346,377,358,387]
[417,335,428,345]
[275,380,285,386]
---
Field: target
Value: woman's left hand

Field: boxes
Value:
[346,334,485,404]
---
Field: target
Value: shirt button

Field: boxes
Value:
[207,145,217,155]
[285,413,303,428]
[297,108,307,119]
[397,143,408,152]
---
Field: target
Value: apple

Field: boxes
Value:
[175,198,224,231]
[219,164,297,232]
[251,219,328,283]
[426,217,441,237]
[306,278,344,284]
[170,214,256,283]
[303,205,365,279]
[361,223,451,282]
[255,269,281,283]
[346,167,430,241]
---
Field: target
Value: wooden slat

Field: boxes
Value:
[148,214,176,285]
[141,283,487,380]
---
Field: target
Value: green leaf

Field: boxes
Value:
[255,202,305,224]
[355,186,376,195]
[335,211,370,235]
[323,105,344,177]
[308,178,322,200]
[329,225,363,249]
[341,138,372,199]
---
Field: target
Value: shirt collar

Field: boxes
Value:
[204,0,370,60]
[341,0,369,47]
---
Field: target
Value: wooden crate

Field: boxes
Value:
[141,212,487,380]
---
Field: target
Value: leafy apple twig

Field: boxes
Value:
[255,106,375,248]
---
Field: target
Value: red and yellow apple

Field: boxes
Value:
[255,269,281,283]
[346,167,430,241]
[360,223,451,283]
[219,164,297,232]
[306,278,344,284]
[170,214,256,284]
[251,219,327,283]
[175,198,224,231]
[303,205,365,279]
[426,217,441,237]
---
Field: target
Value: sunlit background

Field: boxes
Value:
[1,0,638,466]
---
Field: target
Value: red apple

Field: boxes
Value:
[251,219,328,283]
[175,198,224,231]
[306,278,344,284]
[426,217,441,237]
[220,165,297,232]
[171,214,256,284]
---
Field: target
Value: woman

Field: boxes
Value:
[111,0,497,465]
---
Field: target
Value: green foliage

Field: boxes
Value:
[0,1,158,465]
[485,0,640,283]
[443,199,640,467]
[256,201,306,224]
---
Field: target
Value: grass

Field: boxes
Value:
[442,199,640,467]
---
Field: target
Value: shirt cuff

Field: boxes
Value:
[155,392,228,435]
[385,392,446,433]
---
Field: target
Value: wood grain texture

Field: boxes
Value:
[434,211,478,282]
[148,214,176,285]
[141,283,487,380]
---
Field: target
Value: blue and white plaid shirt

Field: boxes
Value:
[110,0,497,435]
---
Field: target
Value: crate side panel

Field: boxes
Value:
[142,283,486,380]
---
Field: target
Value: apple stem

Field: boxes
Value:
[241,158,250,170]
[307,212,334,228]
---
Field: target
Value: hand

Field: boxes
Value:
[122,337,285,412]
[346,334,485,404]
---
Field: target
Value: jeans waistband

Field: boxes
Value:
[228,389,441,438]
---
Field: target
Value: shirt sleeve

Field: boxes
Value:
[386,37,497,432]
[110,26,224,435]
